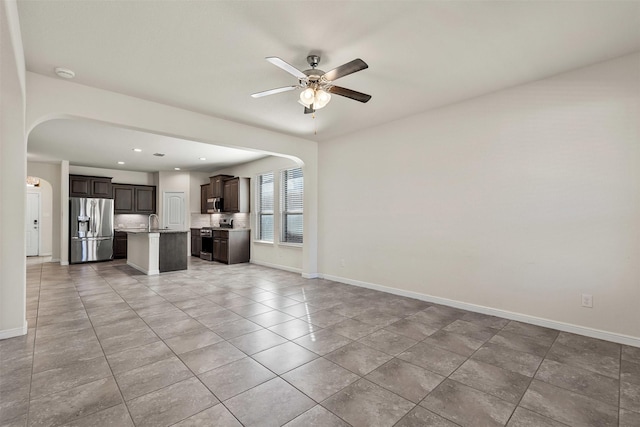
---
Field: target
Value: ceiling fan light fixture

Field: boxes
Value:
[314,89,331,109]
[254,55,371,115]
[300,88,315,106]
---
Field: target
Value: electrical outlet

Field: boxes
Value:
[340,258,346,268]
[581,294,593,308]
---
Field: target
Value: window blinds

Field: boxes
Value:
[258,172,274,242]
[282,167,303,244]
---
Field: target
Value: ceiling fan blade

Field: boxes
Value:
[327,86,372,103]
[251,86,298,98]
[304,106,315,114]
[265,57,306,79]
[322,59,368,82]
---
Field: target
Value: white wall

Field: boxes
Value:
[319,53,640,343]
[1,1,27,338]
[215,156,303,272]
[70,165,155,185]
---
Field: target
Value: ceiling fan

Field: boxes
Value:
[251,55,372,114]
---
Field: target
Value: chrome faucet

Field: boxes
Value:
[148,214,159,232]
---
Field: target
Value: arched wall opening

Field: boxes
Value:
[26,117,307,271]
[25,71,317,275]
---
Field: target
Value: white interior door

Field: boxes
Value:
[26,192,40,256]
[163,192,186,230]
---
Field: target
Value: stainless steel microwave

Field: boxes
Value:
[207,197,223,213]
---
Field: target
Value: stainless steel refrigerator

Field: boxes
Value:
[70,197,114,263]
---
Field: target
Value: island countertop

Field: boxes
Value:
[118,228,188,234]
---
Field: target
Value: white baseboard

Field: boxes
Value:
[0,321,28,340]
[320,273,640,348]
[302,272,319,279]
[250,259,302,274]
[58,260,68,266]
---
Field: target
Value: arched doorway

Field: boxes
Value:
[25,176,53,257]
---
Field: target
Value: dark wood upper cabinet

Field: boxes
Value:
[91,179,112,198]
[112,185,135,213]
[223,179,239,212]
[223,177,250,213]
[112,184,156,214]
[199,175,249,213]
[69,175,113,198]
[200,184,210,214]
[135,186,156,214]
[70,176,90,197]
[210,174,233,198]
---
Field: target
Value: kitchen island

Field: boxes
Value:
[125,229,188,275]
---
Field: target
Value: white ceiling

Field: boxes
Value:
[28,119,268,172]
[17,1,640,171]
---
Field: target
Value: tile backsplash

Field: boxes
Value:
[190,214,211,229]
[116,213,251,230]
[114,214,152,229]
[190,213,250,229]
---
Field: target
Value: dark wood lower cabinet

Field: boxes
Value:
[113,231,127,259]
[213,230,249,264]
[190,229,201,257]
[213,237,228,263]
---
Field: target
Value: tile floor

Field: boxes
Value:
[1,257,639,427]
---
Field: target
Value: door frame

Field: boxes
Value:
[26,191,40,256]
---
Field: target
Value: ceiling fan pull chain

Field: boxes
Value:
[313,112,317,135]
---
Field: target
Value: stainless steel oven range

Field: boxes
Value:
[200,227,213,261]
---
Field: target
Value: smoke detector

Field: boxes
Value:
[54,67,75,79]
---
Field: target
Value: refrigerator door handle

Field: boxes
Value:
[91,199,96,234]
[71,237,112,241]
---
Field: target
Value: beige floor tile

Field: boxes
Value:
[127,377,218,427]
[225,378,315,427]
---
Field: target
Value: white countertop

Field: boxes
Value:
[118,228,188,234]
[199,227,251,232]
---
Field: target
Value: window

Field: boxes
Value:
[256,172,274,242]
[281,167,303,244]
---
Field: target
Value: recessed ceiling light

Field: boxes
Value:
[199,157,206,161]
[117,161,125,165]
[132,148,142,152]
[54,67,75,79]
[174,167,181,171]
